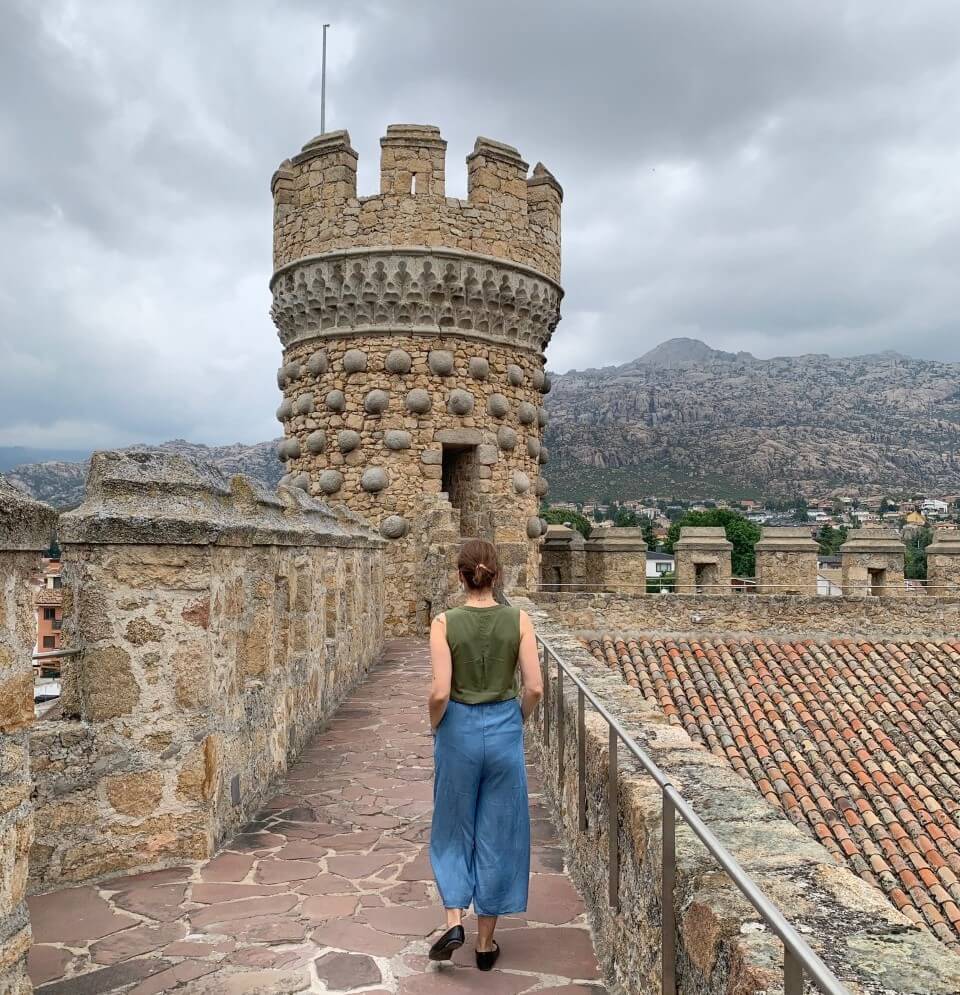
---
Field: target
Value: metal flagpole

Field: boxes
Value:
[321,23,330,133]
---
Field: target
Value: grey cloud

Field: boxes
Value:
[1,0,959,450]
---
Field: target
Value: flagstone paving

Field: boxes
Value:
[27,638,605,994]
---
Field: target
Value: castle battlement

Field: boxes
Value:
[271,124,562,282]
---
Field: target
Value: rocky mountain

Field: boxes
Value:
[6,440,283,509]
[544,339,960,501]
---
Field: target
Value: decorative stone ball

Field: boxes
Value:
[526,516,543,539]
[540,518,549,536]
[277,438,300,461]
[338,430,361,453]
[447,389,475,416]
[513,471,531,494]
[527,437,541,459]
[405,388,432,414]
[291,472,310,491]
[295,393,314,416]
[284,361,301,383]
[532,369,545,390]
[276,367,287,389]
[306,350,328,376]
[318,469,343,494]
[364,389,390,415]
[535,477,549,497]
[385,349,412,374]
[380,515,408,539]
[537,407,548,428]
[497,426,517,451]
[540,373,552,395]
[469,357,490,379]
[326,389,346,412]
[428,350,454,376]
[487,393,510,418]
[343,349,368,373]
[506,364,524,386]
[539,446,550,465]
[517,402,536,425]
[276,398,293,421]
[384,430,412,451]
[361,467,388,493]
[305,430,326,455]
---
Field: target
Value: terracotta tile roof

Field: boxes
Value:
[586,633,960,951]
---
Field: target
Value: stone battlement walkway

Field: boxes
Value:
[27,639,604,994]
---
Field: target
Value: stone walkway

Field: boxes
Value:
[27,639,605,994]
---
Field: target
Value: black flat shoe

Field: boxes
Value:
[429,924,465,961]
[476,940,500,971]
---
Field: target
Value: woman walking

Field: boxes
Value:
[427,539,543,970]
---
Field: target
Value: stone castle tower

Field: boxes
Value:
[269,124,563,633]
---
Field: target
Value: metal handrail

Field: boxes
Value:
[536,633,850,995]
[538,579,959,597]
[32,648,82,661]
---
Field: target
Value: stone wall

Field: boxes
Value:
[753,527,819,596]
[519,597,960,995]
[584,527,647,594]
[29,451,385,890]
[840,528,906,598]
[926,529,960,598]
[673,527,733,595]
[533,591,960,641]
[0,480,57,994]
[270,124,560,635]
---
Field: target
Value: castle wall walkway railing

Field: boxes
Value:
[538,579,959,597]
[536,632,850,995]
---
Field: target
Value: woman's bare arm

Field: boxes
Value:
[428,614,452,731]
[517,610,543,722]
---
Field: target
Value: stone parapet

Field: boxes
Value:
[541,524,586,591]
[0,478,57,993]
[926,529,960,598]
[518,597,960,995]
[754,526,819,596]
[839,527,906,598]
[532,590,960,641]
[673,527,732,595]
[30,451,385,889]
[584,527,646,595]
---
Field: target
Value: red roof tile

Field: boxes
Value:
[586,633,960,952]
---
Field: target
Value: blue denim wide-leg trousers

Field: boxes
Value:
[430,698,530,916]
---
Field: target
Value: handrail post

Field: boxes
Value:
[542,642,550,748]
[608,725,619,909]
[557,663,565,790]
[577,686,587,832]
[784,948,803,995]
[662,789,677,995]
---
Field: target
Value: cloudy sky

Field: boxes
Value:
[3,1,960,450]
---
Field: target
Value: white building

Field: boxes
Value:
[921,499,949,517]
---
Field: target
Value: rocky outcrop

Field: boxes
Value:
[544,339,960,500]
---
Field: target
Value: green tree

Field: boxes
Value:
[613,507,639,527]
[663,509,762,577]
[641,519,657,550]
[816,523,847,556]
[541,506,592,539]
[792,497,809,523]
[905,526,934,580]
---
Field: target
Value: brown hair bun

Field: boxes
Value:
[457,539,501,592]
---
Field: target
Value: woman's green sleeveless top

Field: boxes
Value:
[445,605,521,704]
